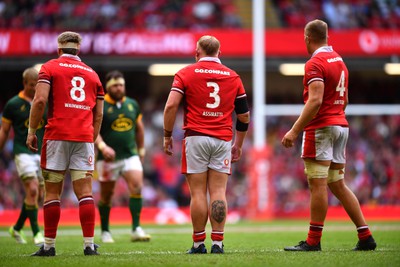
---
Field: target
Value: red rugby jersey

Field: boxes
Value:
[38,54,104,142]
[303,46,349,130]
[171,57,247,141]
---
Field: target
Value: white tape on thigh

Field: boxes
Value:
[42,170,64,183]
[328,168,345,183]
[304,161,330,179]
[70,170,93,181]
[21,172,37,180]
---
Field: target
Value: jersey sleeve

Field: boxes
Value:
[304,59,324,85]
[96,74,105,99]
[235,76,247,99]
[171,71,185,95]
[132,99,141,121]
[37,63,52,85]
[1,100,14,122]
[97,84,105,99]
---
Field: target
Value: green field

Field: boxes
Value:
[0,220,399,267]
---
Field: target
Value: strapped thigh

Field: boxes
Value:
[327,168,345,183]
[304,161,330,180]
[42,170,64,183]
[70,170,93,181]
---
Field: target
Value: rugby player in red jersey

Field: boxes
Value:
[282,19,376,251]
[163,35,250,254]
[27,31,104,256]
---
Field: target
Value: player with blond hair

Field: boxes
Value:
[27,31,104,256]
[163,35,250,254]
[1,67,45,246]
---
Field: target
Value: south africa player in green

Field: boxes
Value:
[0,67,46,245]
[95,70,150,243]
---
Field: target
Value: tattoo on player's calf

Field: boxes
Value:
[211,200,226,223]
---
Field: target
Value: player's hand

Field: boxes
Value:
[101,145,116,162]
[231,145,242,163]
[26,133,38,152]
[281,130,298,148]
[163,136,173,156]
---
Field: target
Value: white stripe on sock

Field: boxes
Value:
[44,200,60,207]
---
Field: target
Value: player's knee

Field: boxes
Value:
[328,168,345,183]
[42,170,64,183]
[25,187,39,204]
[70,170,93,181]
[129,185,142,195]
[28,184,39,196]
[304,161,330,180]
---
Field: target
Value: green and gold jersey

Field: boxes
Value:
[1,91,46,155]
[98,94,141,161]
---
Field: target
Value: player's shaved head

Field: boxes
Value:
[305,19,328,45]
[22,67,38,82]
[197,35,220,56]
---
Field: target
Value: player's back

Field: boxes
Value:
[175,59,245,141]
[40,54,103,142]
[304,48,348,130]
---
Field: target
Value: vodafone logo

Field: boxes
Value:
[359,30,379,54]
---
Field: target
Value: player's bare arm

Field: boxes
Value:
[232,111,250,163]
[27,82,50,152]
[93,98,104,142]
[163,91,183,155]
[0,120,11,151]
[135,116,145,160]
[282,81,324,148]
[95,134,115,162]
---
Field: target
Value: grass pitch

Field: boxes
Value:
[0,220,399,267]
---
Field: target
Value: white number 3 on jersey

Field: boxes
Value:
[206,82,220,109]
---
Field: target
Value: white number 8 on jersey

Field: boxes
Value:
[70,76,86,102]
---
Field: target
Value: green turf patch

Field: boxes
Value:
[0,221,399,267]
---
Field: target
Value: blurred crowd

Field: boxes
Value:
[1,109,399,213]
[267,114,400,214]
[276,0,400,29]
[0,0,399,31]
[0,0,242,31]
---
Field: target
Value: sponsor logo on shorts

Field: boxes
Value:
[88,155,93,166]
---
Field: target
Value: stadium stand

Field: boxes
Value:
[0,0,243,31]
[0,0,399,30]
[275,0,400,29]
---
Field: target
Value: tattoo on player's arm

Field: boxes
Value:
[211,200,226,223]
